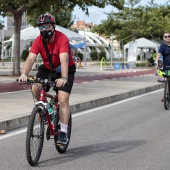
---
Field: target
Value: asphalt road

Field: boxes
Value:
[0,89,170,170]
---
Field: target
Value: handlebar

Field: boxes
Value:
[16,78,56,87]
[157,66,170,70]
[163,66,170,70]
[157,60,170,70]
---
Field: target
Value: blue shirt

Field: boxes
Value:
[159,43,170,66]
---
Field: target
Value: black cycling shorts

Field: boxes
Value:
[36,64,76,94]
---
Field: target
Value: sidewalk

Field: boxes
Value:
[0,63,163,131]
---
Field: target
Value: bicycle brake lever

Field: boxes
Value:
[16,79,24,85]
[51,82,56,87]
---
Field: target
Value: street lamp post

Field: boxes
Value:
[110,33,113,68]
[1,28,4,65]
[84,11,86,70]
[110,6,114,69]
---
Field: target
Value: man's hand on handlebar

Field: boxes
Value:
[19,74,28,82]
[154,61,158,69]
[17,76,68,87]
[55,77,67,87]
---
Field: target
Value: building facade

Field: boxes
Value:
[71,20,93,31]
[0,13,28,38]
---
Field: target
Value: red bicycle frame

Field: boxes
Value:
[39,89,59,136]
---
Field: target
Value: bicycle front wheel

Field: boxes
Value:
[26,106,45,166]
[164,79,170,110]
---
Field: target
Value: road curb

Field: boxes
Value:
[0,83,164,131]
[71,83,164,112]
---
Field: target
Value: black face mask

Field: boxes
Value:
[40,30,54,40]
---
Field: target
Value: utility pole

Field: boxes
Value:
[84,11,86,70]
[110,6,113,68]
[0,18,4,66]
[110,33,113,68]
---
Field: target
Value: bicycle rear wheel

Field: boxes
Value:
[164,79,170,110]
[26,106,45,166]
[54,109,72,153]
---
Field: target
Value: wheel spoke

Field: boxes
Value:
[26,106,45,166]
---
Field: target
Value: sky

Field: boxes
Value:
[72,0,168,25]
[0,16,7,29]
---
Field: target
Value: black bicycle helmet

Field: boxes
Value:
[37,13,56,26]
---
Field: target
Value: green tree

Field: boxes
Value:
[77,52,83,61]
[92,0,143,43]
[92,0,170,45]
[21,49,29,61]
[90,50,98,61]
[0,20,4,29]
[27,8,74,28]
[99,50,106,61]
[0,0,124,76]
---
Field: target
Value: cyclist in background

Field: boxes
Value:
[150,49,156,66]
[155,32,170,67]
[155,32,170,102]
[152,49,156,62]
[19,13,76,144]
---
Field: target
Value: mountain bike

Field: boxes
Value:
[16,78,72,166]
[163,67,170,110]
[157,60,170,110]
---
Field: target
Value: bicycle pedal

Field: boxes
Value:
[56,143,62,147]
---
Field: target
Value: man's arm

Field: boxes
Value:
[60,52,68,79]
[154,53,161,66]
[55,52,68,87]
[19,52,37,81]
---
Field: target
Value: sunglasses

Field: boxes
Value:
[164,35,170,38]
[38,25,51,31]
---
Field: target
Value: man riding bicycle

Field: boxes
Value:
[155,32,170,102]
[19,13,76,144]
[155,32,170,67]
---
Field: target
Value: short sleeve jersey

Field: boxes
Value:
[30,30,75,69]
[159,42,170,66]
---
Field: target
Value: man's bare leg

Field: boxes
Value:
[58,90,70,133]
[32,83,42,101]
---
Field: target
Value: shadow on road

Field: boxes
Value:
[38,139,146,167]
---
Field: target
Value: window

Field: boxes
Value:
[11,22,15,26]
[21,22,27,26]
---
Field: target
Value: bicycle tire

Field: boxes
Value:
[164,79,170,110]
[54,109,72,153]
[26,106,45,166]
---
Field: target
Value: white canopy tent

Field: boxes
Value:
[4,25,86,59]
[19,25,85,41]
[5,25,85,43]
[123,37,161,68]
[123,37,160,59]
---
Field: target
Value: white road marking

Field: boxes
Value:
[0,128,27,140]
[73,89,163,117]
[0,90,29,95]
[0,88,163,140]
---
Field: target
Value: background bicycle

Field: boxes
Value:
[157,60,170,110]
